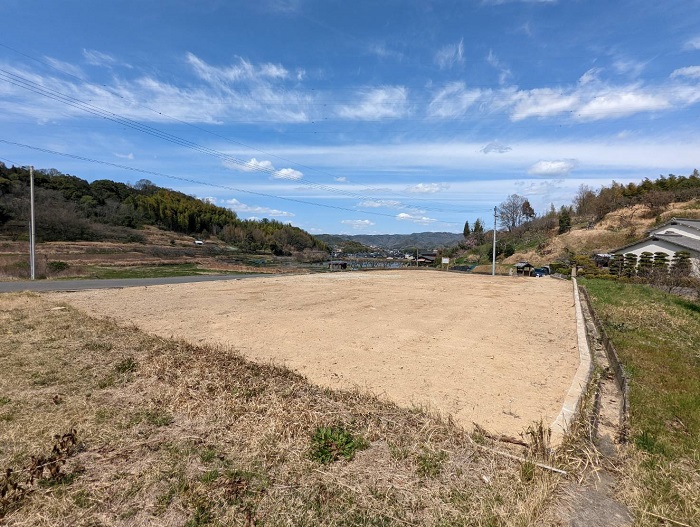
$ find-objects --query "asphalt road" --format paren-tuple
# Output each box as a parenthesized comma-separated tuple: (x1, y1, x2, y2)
(0, 274, 274, 293)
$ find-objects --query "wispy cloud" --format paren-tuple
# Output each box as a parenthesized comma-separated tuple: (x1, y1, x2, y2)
(405, 183, 449, 194)
(334, 176, 347, 182)
(396, 212, 437, 225)
(575, 88, 670, 120)
(367, 43, 403, 61)
(113, 152, 134, 160)
(428, 82, 483, 118)
(226, 198, 294, 218)
(671, 66, 700, 79)
(683, 36, 700, 50)
(82, 49, 120, 68)
(509, 88, 578, 120)
(341, 219, 374, 229)
(186, 53, 288, 85)
(43, 57, 85, 79)
(486, 50, 512, 85)
(434, 39, 464, 70)
(528, 159, 577, 176)
(358, 199, 403, 209)
(336, 86, 409, 120)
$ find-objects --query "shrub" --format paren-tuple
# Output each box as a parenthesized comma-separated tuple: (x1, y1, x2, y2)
(47, 261, 69, 273)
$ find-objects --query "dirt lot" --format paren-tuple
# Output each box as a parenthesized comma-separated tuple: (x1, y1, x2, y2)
(54, 270, 578, 436)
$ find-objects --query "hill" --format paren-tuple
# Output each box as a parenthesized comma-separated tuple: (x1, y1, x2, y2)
(0, 164, 327, 257)
(316, 232, 463, 251)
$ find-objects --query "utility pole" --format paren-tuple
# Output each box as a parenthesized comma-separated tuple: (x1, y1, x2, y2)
(492, 206, 497, 276)
(29, 165, 36, 280)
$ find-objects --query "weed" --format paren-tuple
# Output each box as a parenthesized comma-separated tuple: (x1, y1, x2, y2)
(0, 397, 10, 406)
(199, 448, 218, 464)
(520, 461, 536, 483)
(115, 357, 137, 374)
(199, 470, 220, 484)
(416, 448, 448, 478)
(310, 426, 368, 464)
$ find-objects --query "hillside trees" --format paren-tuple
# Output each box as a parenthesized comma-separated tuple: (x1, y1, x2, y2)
(0, 164, 327, 254)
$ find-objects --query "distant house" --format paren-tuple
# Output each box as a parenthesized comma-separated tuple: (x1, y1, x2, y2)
(514, 261, 534, 276)
(610, 217, 700, 277)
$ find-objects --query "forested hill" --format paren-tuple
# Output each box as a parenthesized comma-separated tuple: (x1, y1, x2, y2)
(316, 232, 464, 251)
(0, 164, 327, 256)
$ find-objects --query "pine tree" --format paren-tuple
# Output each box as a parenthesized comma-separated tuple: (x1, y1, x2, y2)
(463, 220, 470, 238)
(472, 218, 485, 245)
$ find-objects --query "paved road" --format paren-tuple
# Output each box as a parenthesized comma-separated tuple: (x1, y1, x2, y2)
(0, 274, 274, 293)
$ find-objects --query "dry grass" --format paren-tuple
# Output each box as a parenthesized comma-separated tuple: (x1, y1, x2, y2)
(0, 293, 569, 526)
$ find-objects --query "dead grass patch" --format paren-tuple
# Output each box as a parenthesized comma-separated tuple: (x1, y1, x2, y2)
(0, 293, 573, 526)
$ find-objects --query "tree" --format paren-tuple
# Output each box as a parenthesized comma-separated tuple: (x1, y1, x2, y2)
(521, 199, 535, 220)
(558, 208, 571, 234)
(463, 220, 470, 238)
(497, 194, 527, 232)
(472, 218, 485, 245)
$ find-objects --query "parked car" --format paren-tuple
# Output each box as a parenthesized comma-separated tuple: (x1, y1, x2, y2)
(533, 267, 550, 277)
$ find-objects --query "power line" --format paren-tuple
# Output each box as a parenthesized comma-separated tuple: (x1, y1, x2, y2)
(0, 139, 472, 222)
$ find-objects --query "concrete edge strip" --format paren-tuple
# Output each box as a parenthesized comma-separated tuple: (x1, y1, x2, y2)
(550, 277, 593, 444)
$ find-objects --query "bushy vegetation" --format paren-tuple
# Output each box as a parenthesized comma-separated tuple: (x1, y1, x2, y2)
(0, 164, 327, 256)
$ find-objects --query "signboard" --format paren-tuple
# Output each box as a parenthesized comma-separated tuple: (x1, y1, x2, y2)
(442, 257, 449, 264)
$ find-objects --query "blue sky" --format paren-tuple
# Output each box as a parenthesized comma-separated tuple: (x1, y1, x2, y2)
(1, 0, 700, 235)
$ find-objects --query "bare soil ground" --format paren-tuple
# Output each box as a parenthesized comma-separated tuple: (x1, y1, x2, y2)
(55, 270, 578, 437)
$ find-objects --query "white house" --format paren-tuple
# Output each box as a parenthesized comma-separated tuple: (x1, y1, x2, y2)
(611, 218, 700, 277)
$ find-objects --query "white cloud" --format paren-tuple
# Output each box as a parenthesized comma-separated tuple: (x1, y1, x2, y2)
(613, 58, 646, 78)
(82, 49, 118, 67)
(186, 53, 288, 85)
(510, 88, 579, 121)
(428, 82, 483, 118)
(576, 88, 670, 120)
(683, 36, 700, 50)
(201, 196, 217, 204)
(336, 86, 409, 120)
(481, 141, 512, 154)
(368, 43, 403, 61)
(486, 50, 512, 85)
(434, 39, 464, 70)
(671, 66, 700, 79)
(113, 152, 134, 160)
(405, 183, 449, 194)
(226, 157, 275, 173)
(396, 212, 437, 225)
(341, 219, 375, 229)
(273, 167, 304, 180)
(334, 176, 347, 182)
(358, 199, 403, 209)
(528, 159, 578, 176)
(579, 68, 602, 86)
(43, 57, 85, 79)
(226, 198, 294, 218)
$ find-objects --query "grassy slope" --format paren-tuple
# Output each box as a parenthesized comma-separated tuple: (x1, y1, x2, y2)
(0, 293, 563, 526)
(582, 279, 700, 526)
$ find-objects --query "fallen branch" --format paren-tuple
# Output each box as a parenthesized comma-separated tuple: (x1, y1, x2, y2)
(466, 435, 567, 476)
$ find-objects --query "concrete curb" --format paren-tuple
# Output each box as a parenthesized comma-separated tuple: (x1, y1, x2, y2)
(550, 277, 594, 444)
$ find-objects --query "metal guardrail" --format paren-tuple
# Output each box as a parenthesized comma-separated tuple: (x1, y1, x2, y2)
(578, 285, 630, 440)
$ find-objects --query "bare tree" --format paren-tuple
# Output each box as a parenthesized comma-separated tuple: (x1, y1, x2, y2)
(497, 194, 527, 232)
